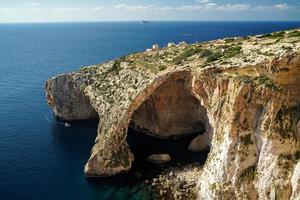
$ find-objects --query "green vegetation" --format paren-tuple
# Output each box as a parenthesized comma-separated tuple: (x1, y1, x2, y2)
(287, 30, 300, 38)
(235, 75, 253, 84)
(108, 56, 126, 74)
(224, 38, 235, 43)
(258, 31, 286, 39)
(282, 46, 293, 51)
(273, 104, 300, 141)
(206, 51, 222, 62)
(238, 166, 257, 186)
(234, 75, 280, 91)
(173, 47, 198, 64)
(253, 76, 280, 90)
(204, 45, 242, 64)
(158, 65, 167, 71)
(223, 46, 242, 58)
(135, 59, 158, 73)
(172, 45, 227, 65)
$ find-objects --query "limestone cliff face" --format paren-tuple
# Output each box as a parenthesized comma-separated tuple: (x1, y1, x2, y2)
(46, 29, 300, 199)
(45, 73, 97, 120)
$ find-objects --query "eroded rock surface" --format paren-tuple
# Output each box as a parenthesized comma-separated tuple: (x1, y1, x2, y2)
(46, 29, 300, 199)
(147, 154, 171, 164)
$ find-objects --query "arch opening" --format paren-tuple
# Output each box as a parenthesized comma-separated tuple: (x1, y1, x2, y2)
(126, 74, 211, 176)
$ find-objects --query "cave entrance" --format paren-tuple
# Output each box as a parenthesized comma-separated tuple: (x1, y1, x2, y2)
(127, 74, 211, 177)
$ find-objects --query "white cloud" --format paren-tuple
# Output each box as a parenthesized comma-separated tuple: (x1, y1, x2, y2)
(26, 7, 43, 11)
(53, 7, 80, 12)
(93, 6, 104, 11)
(252, 3, 291, 11)
(29, 2, 40, 6)
(0, 6, 43, 12)
(0, 7, 18, 12)
(0, 1, 293, 16)
(217, 4, 251, 11)
(159, 6, 174, 11)
(274, 3, 289, 10)
(177, 2, 250, 12)
(114, 4, 127, 9)
(113, 4, 154, 11)
(196, 0, 211, 3)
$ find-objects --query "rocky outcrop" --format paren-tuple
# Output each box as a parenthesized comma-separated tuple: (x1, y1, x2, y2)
(188, 133, 210, 152)
(45, 73, 97, 121)
(46, 29, 300, 199)
(147, 154, 171, 164)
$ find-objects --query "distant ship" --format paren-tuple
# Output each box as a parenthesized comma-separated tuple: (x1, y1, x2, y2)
(141, 20, 150, 24)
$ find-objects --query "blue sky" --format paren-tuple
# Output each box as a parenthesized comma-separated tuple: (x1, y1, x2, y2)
(0, 0, 299, 22)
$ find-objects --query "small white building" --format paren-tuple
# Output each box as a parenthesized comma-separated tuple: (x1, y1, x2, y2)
(167, 42, 175, 48)
(178, 41, 187, 46)
(152, 44, 160, 51)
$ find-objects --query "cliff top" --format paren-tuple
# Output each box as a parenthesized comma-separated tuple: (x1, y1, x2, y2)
(80, 28, 300, 74)
(74, 28, 300, 119)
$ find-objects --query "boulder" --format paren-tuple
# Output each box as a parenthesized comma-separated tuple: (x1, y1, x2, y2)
(188, 134, 209, 152)
(147, 154, 171, 164)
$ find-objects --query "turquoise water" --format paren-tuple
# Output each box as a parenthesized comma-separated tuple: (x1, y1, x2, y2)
(0, 21, 300, 200)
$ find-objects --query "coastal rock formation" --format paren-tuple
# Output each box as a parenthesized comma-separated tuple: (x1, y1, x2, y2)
(147, 154, 171, 164)
(45, 73, 97, 121)
(46, 29, 300, 199)
(188, 133, 210, 152)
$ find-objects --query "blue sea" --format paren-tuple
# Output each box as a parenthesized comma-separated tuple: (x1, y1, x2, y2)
(0, 21, 300, 200)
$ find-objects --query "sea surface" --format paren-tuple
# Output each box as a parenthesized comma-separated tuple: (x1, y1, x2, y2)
(0, 21, 300, 200)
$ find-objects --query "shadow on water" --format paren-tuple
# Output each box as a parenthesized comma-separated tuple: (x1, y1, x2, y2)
(50, 115, 209, 200)
(85, 127, 209, 200)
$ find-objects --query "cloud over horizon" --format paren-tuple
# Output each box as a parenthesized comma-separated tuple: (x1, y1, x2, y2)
(0, 0, 299, 22)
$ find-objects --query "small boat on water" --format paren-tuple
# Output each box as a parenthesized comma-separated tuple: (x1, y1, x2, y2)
(141, 20, 150, 24)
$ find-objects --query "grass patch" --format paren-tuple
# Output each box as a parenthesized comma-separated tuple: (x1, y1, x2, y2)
(236, 75, 253, 84)
(233, 75, 280, 91)
(287, 30, 300, 38)
(108, 56, 126, 74)
(206, 51, 222, 62)
(258, 31, 285, 39)
(136, 59, 158, 73)
(173, 47, 201, 64)
(272, 104, 300, 141)
(173, 46, 215, 64)
(282, 46, 293, 51)
(224, 38, 235, 43)
(158, 65, 167, 71)
(223, 46, 242, 58)
(253, 76, 280, 91)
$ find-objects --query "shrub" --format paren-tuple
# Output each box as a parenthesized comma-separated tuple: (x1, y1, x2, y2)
(258, 31, 285, 39)
(288, 30, 300, 38)
(223, 46, 242, 58)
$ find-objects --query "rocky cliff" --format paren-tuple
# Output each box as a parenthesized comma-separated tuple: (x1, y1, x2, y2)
(46, 29, 300, 199)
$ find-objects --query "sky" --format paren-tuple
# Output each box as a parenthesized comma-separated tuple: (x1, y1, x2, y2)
(0, 0, 299, 23)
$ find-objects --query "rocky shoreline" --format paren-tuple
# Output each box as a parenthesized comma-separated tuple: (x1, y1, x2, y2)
(147, 163, 202, 200)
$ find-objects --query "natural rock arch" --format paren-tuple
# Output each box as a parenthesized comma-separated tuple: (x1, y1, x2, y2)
(83, 70, 213, 176)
